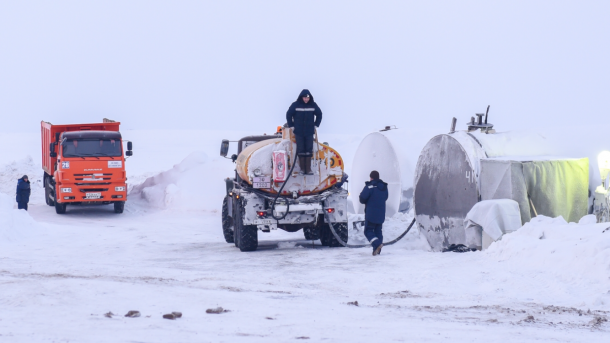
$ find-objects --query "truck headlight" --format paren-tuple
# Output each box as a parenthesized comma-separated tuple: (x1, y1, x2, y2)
(61, 188, 72, 193)
(115, 186, 125, 192)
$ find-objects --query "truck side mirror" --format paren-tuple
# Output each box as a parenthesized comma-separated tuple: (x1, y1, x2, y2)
(220, 139, 229, 157)
(127, 141, 133, 151)
(126, 151, 133, 157)
(49, 142, 57, 158)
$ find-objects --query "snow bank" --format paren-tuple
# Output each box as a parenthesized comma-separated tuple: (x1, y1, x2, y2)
(0, 193, 41, 244)
(129, 152, 229, 212)
(485, 215, 610, 306)
(0, 156, 44, 204)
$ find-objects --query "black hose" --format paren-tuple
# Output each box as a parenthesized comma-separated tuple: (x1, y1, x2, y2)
(270, 153, 299, 220)
(323, 209, 416, 248)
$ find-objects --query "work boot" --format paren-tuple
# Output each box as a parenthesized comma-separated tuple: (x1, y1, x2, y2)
(298, 156, 306, 174)
(304, 156, 313, 175)
(373, 243, 383, 256)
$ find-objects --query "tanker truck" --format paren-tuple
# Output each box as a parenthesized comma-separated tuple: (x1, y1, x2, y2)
(220, 127, 349, 252)
(41, 119, 133, 214)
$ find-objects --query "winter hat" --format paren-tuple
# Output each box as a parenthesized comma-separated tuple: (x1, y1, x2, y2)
(22, 175, 29, 180)
(370, 170, 379, 180)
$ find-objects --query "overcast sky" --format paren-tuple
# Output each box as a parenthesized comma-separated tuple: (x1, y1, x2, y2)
(1, 1, 609, 136)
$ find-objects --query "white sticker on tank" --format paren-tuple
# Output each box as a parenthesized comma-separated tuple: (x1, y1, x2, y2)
(108, 161, 122, 168)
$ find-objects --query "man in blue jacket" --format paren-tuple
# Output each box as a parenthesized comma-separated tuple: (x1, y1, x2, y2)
(16, 175, 31, 211)
(359, 170, 388, 256)
(285, 89, 322, 175)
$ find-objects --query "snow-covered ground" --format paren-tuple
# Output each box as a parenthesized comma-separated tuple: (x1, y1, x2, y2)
(1, 129, 609, 342)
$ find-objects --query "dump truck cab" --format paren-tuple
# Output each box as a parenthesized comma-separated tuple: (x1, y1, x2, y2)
(42, 120, 133, 214)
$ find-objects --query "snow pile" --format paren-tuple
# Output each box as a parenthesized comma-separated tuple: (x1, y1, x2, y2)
(129, 152, 229, 212)
(0, 192, 41, 244)
(486, 215, 610, 305)
(0, 156, 44, 204)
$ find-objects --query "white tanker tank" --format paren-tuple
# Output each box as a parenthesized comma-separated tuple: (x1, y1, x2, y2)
(350, 126, 416, 217)
(413, 112, 590, 251)
(350, 125, 445, 218)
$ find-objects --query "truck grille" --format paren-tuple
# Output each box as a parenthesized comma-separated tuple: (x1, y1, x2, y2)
(79, 188, 109, 192)
(74, 173, 113, 181)
(74, 174, 113, 176)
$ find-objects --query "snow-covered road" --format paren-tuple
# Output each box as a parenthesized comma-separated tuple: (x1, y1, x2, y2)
(1, 201, 608, 342)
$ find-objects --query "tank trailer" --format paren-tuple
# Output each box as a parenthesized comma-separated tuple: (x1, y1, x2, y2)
(220, 127, 349, 252)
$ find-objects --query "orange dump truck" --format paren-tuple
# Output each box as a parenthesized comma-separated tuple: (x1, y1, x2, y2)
(41, 119, 133, 214)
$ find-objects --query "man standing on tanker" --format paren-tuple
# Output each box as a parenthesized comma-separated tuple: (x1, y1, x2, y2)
(286, 89, 322, 175)
(359, 170, 389, 256)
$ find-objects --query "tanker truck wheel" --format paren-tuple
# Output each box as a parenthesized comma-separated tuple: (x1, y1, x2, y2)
(321, 222, 348, 247)
(113, 201, 125, 214)
(221, 196, 234, 243)
(237, 224, 258, 252)
(234, 198, 258, 252)
(303, 227, 321, 241)
(318, 220, 331, 246)
(55, 201, 67, 214)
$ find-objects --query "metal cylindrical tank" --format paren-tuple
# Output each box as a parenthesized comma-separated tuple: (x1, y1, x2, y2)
(413, 131, 550, 251)
(351, 129, 415, 217)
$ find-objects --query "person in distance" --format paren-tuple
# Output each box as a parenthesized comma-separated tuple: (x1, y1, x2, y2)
(16, 175, 31, 211)
(359, 170, 389, 256)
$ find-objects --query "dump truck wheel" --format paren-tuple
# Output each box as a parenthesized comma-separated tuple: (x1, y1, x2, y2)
(114, 201, 125, 213)
(55, 201, 67, 214)
(44, 184, 50, 205)
(45, 181, 55, 206)
(303, 227, 321, 241)
(221, 196, 234, 243)
(322, 222, 348, 247)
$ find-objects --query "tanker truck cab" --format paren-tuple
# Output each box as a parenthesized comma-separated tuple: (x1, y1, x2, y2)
(41, 120, 132, 214)
(220, 127, 349, 252)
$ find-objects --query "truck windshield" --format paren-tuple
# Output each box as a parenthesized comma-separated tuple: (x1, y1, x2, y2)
(62, 139, 122, 157)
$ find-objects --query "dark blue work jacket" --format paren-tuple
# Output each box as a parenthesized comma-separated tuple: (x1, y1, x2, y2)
(286, 89, 323, 136)
(16, 178, 31, 203)
(359, 179, 389, 224)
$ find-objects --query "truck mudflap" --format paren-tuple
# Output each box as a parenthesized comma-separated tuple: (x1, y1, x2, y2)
(238, 189, 348, 227)
(322, 190, 348, 223)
